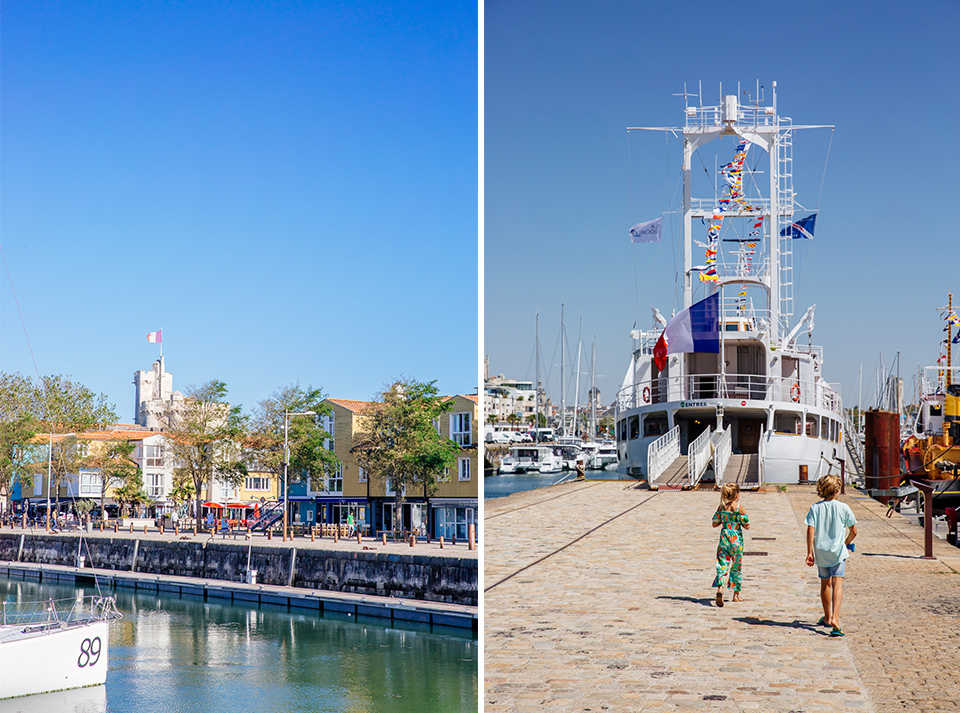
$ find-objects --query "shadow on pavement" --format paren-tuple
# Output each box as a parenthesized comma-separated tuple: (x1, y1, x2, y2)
(656, 595, 716, 608)
(733, 616, 828, 634)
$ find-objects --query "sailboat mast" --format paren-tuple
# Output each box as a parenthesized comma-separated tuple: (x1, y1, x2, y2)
(573, 314, 582, 438)
(590, 337, 597, 440)
(535, 312, 541, 443)
(560, 302, 565, 436)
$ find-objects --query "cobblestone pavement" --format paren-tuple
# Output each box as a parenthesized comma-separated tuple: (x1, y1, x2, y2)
(484, 481, 960, 712)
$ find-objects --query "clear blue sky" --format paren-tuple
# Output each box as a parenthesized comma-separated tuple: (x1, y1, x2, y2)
(1, 0, 478, 422)
(485, 0, 960, 413)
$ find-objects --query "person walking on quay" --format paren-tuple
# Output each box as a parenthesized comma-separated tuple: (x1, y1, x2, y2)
(712, 482, 750, 607)
(805, 474, 857, 636)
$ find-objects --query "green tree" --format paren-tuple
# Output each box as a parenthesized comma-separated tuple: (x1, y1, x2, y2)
(353, 378, 460, 523)
(80, 440, 139, 520)
(247, 384, 339, 495)
(161, 381, 247, 525)
(169, 472, 196, 515)
(0, 372, 116, 520)
(0, 373, 39, 513)
(113, 468, 149, 517)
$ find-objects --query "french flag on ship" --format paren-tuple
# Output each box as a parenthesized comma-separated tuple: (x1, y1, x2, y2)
(653, 293, 720, 371)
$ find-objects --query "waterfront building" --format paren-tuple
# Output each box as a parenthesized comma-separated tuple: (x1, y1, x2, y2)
(306, 395, 479, 539)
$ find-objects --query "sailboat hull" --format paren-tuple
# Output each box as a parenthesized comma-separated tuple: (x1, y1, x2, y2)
(0, 620, 110, 699)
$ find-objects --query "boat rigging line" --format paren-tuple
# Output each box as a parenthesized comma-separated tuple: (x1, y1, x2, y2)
(484, 491, 661, 593)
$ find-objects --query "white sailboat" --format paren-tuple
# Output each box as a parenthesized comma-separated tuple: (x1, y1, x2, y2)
(617, 82, 844, 489)
(0, 594, 122, 699)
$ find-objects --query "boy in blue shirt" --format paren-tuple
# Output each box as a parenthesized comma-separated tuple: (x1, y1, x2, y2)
(805, 474, 857, 636)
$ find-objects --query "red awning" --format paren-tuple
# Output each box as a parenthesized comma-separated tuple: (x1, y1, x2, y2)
(201, 502, 224, 509)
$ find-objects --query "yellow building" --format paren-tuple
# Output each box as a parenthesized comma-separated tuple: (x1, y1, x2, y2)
(321, 394, 478, 539)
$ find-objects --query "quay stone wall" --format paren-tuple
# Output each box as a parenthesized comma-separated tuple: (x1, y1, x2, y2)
(0, 534, 477, 606)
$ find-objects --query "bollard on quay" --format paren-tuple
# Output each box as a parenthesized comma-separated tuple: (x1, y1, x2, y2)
(439, 536, 444, 549)
(468, 523, 475, 551)
(381, 532, 387, 546)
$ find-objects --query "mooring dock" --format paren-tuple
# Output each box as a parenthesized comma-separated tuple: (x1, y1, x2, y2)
(484, 481, 960, 712)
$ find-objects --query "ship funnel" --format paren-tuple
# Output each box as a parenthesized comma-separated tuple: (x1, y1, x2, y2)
(723, 95, 738, 124)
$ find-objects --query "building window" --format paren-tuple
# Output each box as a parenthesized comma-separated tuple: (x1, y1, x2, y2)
(439, 467, 451, 483)
(458, 457, 471, 481)
(434, 506, 476, 540)
(142, 444, 163, 468)
(145, 472, 163, 498)
(79, 469, 102, 496)
(323, 413, 335, 451)
(358, 466, 367, 483)
(451, 413, 472, 446)
(245, 476, 271, 491)
(326, 464, 343, 494)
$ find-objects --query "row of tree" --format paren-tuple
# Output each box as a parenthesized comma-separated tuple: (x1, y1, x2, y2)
(0, 373, 462, 521)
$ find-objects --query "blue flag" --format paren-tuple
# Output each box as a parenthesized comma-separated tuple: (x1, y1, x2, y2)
(780, 213, 817, 240)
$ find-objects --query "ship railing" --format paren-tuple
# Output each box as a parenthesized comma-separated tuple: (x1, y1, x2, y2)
(714, 426, 732, 486)
(687, 426, 714, 487)
(920, 366, 960, 398)
(689, 197, 772, 216)
(757, 429, 766, 484)
(616, 373, 843, 415)
(647, 426, 680, 485)
(684, 104, 778, 132)
(2, 595, 122, 630)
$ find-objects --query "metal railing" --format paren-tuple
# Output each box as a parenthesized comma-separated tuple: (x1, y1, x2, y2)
(246, 501, 284, 532)
(687, 427, 713, 487)
(714, 427, 732, 486)
(647, 426, 680, 485)
(2, 595, 121, 630)
(842, 410, 864, 479)
(617, 373, 842, 415)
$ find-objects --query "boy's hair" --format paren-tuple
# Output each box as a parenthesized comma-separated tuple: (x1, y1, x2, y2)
(719, 482, 740, 511)
(817, 474, 842, 499)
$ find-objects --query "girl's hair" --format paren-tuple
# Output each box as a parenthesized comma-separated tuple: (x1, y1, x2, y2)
(817, 474, 842, 499)
(719, 482, 740, 511)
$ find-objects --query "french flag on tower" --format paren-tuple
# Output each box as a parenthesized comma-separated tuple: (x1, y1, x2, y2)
(653, 293, 720, 371)
(147, 330, 162, 344)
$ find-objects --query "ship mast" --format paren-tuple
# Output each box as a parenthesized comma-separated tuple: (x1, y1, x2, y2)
(948, 292, 953, 390)
(628, 82, 832, 347)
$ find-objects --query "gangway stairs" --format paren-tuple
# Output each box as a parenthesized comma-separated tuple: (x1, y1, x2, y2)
(653, 456, 689, 490)
(721, 454, 761, 489)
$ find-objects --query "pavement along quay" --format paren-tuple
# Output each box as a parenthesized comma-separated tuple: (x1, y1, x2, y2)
(484, 481, 960, 712)
(0, 522, 478, 611)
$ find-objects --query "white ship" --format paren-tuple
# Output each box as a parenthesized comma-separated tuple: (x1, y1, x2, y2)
(616, 83, 845, 489)
(0, 594, 122, 699)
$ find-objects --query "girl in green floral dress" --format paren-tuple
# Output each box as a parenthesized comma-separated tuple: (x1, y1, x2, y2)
(712, 482, 750, 607)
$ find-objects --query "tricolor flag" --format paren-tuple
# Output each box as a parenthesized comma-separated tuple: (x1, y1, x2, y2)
(653, 293, 720, 371)
(147, 330, 162, 344)
(629, 217, 662, 243)
(780, 213, 817, 240)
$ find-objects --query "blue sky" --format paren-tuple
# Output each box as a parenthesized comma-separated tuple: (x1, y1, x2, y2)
(1, 1, 478, 421)
(485, 0, 960, 412)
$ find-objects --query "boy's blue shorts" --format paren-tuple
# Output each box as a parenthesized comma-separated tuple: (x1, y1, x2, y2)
(817, 560, 846, 580)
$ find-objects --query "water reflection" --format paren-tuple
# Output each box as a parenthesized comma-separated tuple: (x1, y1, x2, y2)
(1, 578, 477, 713)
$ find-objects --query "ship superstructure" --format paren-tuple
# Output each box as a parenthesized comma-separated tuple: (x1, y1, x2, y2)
(616, 82, 843, 487)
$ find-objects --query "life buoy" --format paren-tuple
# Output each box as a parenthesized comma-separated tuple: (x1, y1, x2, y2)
(642, 386, 651, 403)
(791, 384, 801, 402)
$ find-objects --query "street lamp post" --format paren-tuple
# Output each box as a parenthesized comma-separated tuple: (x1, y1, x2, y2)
(283, 410, 316, 541)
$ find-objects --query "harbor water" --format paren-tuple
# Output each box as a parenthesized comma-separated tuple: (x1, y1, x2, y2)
(484, 468, 629, 500)
(0, 576, 477, 712)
